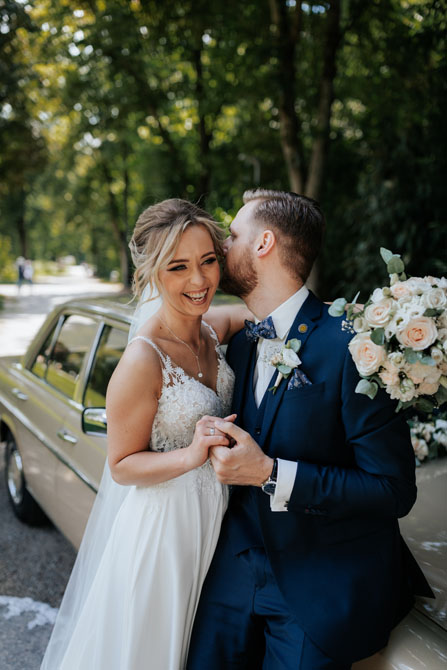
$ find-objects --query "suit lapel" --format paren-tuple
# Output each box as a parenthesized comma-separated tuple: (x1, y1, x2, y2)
(260, 291, 323, 443)
(230, 335, 257, 420)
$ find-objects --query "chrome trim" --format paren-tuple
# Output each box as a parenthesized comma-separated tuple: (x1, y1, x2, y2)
(0, 395, 98, 494)
(57, 430, 78, 445)
(12, 388, 28, 401)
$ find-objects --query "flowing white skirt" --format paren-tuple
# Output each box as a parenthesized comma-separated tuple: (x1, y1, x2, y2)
(58, 463, 228, 670)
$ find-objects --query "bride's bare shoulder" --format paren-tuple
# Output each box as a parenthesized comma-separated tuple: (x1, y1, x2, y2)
(205, 304, 253, 344)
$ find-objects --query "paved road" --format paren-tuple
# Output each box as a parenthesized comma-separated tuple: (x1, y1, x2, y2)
(0, 272, 123, 669)
(0, 270, 123, 356)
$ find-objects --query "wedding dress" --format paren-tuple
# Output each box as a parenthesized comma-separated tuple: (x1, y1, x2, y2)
(52, 323, 234, 670)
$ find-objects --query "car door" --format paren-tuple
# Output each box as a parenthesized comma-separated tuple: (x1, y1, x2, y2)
(12, 315, 67, 515)
(31, 311, 101, 541)
(55, 321, 128, 548)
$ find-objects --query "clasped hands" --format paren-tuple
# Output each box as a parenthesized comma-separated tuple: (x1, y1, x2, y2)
(193, 414, 273, 487)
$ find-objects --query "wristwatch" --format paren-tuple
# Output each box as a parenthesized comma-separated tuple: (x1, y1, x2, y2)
(261, 459, 278, 496)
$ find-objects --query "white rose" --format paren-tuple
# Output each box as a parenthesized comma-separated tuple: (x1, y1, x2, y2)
(422, 288, 447, 310)
(435, 277, 447, 289)
(349, 333, 386, 376)
(430, 347, 444, 365)
(379, 362, 400, 387)
(406, 361, 442, 385)
(406, 278, 432, 295)
(435, 419, 447, 430)
(364, 299, 395, 328)
(282, 348, 300, 368)
(390, 281, 413, 302)
(433, 430, 447, 447)
(438, 328, 447, 343)
(412, 437, 428, 461)
(388, 351, 405, 367)
(371, 288, 386, 303)
(396, 317, 438, 351)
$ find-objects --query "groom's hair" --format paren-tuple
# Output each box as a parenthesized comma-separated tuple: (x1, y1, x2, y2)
(243, 189, 325, 282)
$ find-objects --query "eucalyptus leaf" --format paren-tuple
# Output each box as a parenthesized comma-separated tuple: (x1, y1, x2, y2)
(355, 379, 378, 399)
(328, 298, 347, 317)
(278, 365, 292, 375)
(287, 338, 301, 353)
(423, 308, 443, 318)
(370, 328, 385, 345)
(387, 257, 405, 274)
(420, 356, 436, 366)
(414, 397, 436, 414)
(352, 290, 361, 305)
(435, 385, 447, 407)
(404, 348, 420, 364)
(380, 248, 393, 264)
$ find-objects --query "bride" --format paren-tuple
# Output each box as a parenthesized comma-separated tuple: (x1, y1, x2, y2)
(41, 198, 250, 670)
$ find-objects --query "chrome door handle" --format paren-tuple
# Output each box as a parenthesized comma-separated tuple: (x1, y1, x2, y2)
(12, 388, 28, 401)
(57, 430, 78, 445)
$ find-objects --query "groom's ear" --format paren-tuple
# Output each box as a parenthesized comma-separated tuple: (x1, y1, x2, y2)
(255, 229, 276, 258)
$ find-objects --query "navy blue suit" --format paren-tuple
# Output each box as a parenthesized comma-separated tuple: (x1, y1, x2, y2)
(188, 292, 432, 667)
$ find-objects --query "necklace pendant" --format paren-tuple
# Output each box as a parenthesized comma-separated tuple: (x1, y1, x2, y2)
(198, 372, 203, 378)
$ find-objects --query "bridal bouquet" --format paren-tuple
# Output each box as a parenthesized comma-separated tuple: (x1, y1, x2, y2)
(329, 249, 447, 413)
(408, 414, 447, 463)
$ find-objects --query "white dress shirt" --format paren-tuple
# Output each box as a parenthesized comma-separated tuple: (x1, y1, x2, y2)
(253, 285, 309, 511)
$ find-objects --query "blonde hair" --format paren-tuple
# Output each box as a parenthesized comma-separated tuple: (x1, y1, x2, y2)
(129, 198, 224, 299)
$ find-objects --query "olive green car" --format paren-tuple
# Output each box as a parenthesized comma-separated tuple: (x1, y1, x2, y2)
(0, 296, 446, 668)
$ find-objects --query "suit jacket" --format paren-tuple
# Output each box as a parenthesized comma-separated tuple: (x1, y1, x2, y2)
(225, 291, 432, 663)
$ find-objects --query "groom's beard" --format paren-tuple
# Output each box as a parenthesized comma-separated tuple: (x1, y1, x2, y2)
(220, 252, 258, 298)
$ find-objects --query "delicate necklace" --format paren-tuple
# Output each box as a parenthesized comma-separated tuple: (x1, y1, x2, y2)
(158, 316, 204, 378)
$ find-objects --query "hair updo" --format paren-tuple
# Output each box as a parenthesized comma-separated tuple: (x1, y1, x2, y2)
(129, 198, 224, 299)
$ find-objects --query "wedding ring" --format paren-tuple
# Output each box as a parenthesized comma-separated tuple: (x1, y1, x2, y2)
(209, 427, 215, 436)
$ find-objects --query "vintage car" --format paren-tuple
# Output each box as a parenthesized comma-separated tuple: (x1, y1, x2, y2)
(0, 296, 446, 668)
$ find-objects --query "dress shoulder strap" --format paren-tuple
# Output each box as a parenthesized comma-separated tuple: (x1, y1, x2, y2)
(127, 336, 168, 364)
(202, 321, 220, 347)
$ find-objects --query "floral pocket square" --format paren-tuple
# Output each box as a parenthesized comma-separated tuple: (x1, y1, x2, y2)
(287, 368, 313, 390)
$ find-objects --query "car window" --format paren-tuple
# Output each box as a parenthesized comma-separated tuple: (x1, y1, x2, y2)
(46, 315, 99, 399)
(83, 325, 128, 408)
(30, 326, 58, 379)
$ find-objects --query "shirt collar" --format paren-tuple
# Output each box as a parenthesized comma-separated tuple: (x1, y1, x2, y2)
(256, 285, 309, 340)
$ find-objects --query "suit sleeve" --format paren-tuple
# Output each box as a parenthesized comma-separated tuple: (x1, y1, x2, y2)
(287, 346, 417, 519)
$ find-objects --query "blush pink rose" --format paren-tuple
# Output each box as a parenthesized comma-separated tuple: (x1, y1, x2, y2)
(396, 317, 438, 351)
(390, 282, 413, 301)
(349, 333, 386, 376)
(364, 299, 395, 328)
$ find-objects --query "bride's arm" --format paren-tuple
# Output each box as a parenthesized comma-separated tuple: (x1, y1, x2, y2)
(106, 341, 229, 486)
(205, 303, 253, 344)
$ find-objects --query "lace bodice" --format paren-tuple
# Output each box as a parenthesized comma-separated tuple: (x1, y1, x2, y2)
(128, 323, 234, 454)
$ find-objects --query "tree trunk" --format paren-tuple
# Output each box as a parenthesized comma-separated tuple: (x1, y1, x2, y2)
(305, 0, 341, 201)
(192, 45, 212, 204)
(15, 189, 28, 258)
(269, 0, 305, 194)
(102, 163, 129, 287)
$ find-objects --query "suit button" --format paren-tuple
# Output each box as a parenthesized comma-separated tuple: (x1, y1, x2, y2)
(254, 428, 261, 435)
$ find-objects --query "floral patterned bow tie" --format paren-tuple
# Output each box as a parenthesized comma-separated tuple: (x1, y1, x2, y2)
(244, 316, 278, 342)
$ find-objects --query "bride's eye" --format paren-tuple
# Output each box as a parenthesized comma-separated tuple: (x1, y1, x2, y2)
(169, 264, 187, 272)
(203, 257, 217, 265)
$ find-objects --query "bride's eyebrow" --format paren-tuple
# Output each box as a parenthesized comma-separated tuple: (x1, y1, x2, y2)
(168, 251, 216, 265)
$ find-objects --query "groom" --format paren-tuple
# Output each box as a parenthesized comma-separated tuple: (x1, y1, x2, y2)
(187, 189, 432, 669)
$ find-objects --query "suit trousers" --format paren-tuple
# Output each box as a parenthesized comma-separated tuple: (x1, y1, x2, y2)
(187, 539, 352, 670)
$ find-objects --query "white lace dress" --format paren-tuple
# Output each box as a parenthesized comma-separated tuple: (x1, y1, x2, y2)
(58, 325, 234, 670)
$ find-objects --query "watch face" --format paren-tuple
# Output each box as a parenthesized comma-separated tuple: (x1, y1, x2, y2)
(262, 483, 276, 496)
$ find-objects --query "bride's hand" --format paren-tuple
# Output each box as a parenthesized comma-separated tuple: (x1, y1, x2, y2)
(185, 414, 237, 471)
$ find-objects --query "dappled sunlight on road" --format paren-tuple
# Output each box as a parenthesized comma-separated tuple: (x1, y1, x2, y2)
(0, 272, 123, 357)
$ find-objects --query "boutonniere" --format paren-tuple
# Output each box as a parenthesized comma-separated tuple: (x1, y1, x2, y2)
(268, 338, 302, 394)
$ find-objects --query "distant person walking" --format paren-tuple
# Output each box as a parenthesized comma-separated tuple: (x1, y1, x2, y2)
(15, 257, 25, 293)
(24, 259, 34, 287)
